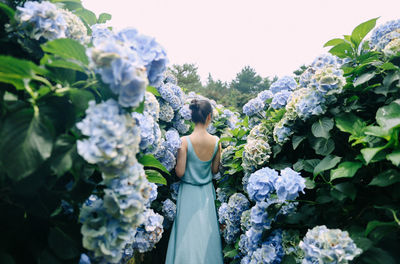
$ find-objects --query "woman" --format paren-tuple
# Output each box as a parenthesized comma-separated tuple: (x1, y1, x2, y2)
(165, 99, 224, 264)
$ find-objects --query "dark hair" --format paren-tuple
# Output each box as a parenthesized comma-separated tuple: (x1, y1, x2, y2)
(189, 99, 213, 124)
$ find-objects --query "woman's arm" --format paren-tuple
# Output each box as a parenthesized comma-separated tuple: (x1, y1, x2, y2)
(212, 140, 221, 175)
(175, 137, 188, 178)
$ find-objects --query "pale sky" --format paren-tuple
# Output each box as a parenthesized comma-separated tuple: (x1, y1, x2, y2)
(83, 0, 400, 83)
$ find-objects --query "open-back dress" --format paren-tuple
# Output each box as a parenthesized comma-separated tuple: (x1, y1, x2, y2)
(165, 136, 224, 264)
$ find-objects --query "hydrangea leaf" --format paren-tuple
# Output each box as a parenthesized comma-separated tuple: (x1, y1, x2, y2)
(350, 17, 379, 49)
(368, 169, 400, 187)
(292, 135, 306, 150)
(49, 135, 78, 177)
(376, 99, 400, 130)
(353, 72, 376, 87)
(48, 227, 80, 260)
(0, 56, 48, 90)
(335, 113, 366, 136)
(139, 154, 170, 175)
(146, 170, 167, 185)
(41, 38, 89, 66)
(311, 137, 335, 156)
(361, 146, 386, 164)
(333, 182, 357, 200)
(311, 118, 334, 139)
(330, 161, 362, 181)
(0, 3, 15, 20)
(365, 220, 397, 236)
(323, 38, 345, 47)
(146, 86, 161, 97)
(0, 108, 54, 181)
(329, 42, 354, 58)
(314, 155, 342, 177)
(386, 150, 400, 166)
(97, 13, 112, 24)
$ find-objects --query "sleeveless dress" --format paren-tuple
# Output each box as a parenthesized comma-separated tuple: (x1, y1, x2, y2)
(165, 136, 224, 264)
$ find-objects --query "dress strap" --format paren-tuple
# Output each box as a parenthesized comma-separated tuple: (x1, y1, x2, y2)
(211, 136, 219, 159)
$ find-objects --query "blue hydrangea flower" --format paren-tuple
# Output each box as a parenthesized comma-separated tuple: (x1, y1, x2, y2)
(88, 39, 148, 108)
(242, 138, 271, 173)
(309, 66, 345, 95)
(216, 188, 230, 203)
(131, 209, 164, 253)
(243, 98, 265, 117)
(157, 83, 184, 110)
(247, 167, 279, 202)
(173, 113, 190, 134)
(76, 100, 141, 173)
(239, 227, 263, 255)
(240, 209, 252, 232)
(162, 199, 177, 221)
(250, 201, 271, 230)
(274, 168, 306, 201)
(144, 91, 160, 121)
(79, 253, 91, 264)
(207, 124, 217, 134)
(60, 8, 89, 44)
(159, 150, 176, 171)
(273, 119, 293, 144)
(257, 90, 274, 102)
(14, 1, 67, 40)
(159, 100, 175, 122)
(299, 225, 362, 264)
(117, 28, 168, 86)
(271, 90, 292, 109)
(310, 54, 341, 69)
(132, 112, 157, 151)
(370, 19, 400, 49)
(146, 182, 158, 206)
(250, 230, 284, 264)
(270, 76, 298, 94)
(170, 181, 180, 201)
(295, 89, 327, 120)
(163, 70, 178, 84)
(164, 128, 181, 156)
(91, 24, 114, 45)
(179, 104, 192, 120)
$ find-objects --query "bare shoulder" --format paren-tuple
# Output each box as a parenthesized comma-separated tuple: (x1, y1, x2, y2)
(180, 136, 188, 146)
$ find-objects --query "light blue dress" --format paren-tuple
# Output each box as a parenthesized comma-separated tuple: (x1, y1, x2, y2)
(165, 136, 224, 264)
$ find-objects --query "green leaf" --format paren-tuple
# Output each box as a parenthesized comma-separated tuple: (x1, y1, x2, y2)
(311, 117, 334, 139)
(146, 170, 167, 185)
(311, 137, 335, 156)
(380, 62, 399, 71)
(323, 38, 345, 47)
(376, 99, 400, 130)
(333, 182, 357, 200)
(292, 135, 306, 150)
(0, 56, 47, 90)
(68, 88, 95, 116)
(48, 227, 80, 259)
(364, 125, 391, 140)
(304, 177, 316, 189)
(146, 86, 161, 97)
(0, 3, 15, 20)
(224, 248, 238, 258)
(330, 161, 362, 181)
(49, 135, 77, 177)
(74, 8, 97, 26)
(41, 38, 89, 65)
(361, 146, 386, 164)
(314, 155, 342, 176)
(361, 247, 397, 264)
(98, 13, 112, 23)
(386, 150, 400, 166)
(350, 17, 379, 48)
(353, 72, 376, 87)
(303, 159, 321, 173)
(0, 108, 54, 181)
(365, 220, 397, 236)
(329, 42, 354, 58)
(139, 154, 170, 175)
(368, 169, 400, 187)
(335, 113, 366, 135)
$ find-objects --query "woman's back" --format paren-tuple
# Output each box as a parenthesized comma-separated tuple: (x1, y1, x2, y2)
(181, 134, 219, 185)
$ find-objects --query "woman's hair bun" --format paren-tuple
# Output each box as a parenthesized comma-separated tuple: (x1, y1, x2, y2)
(189, 99, 199, 111)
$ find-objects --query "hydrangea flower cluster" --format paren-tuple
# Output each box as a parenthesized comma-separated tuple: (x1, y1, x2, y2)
(158, 83, 185, 110)
(11, 1, 88, 43)
(273, 119, 293, 144)
(154, 128, 182, 171)
(162, 199, 177, 222)
(243, 98, 265, 117)
(170, 181, 180, 201)
(76, 100, 140, 174)
(76, 99, 159, 263)
(159, 100, 175, 122)
(88, 27, 168, 107)
(247, 167, 305, 202)
(216, 187, 230, 203)
(144, 91, 160, 121)
(130, 209, 164, 253)
(310, 66, 346, 95)
(242, 138, 272, 173)
(370, 19, 400, 53)
(218, 193, 250, 244)
(299, 225, 362, 264)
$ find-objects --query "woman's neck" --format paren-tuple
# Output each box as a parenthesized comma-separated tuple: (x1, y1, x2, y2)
(193, 123, 209, 134)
